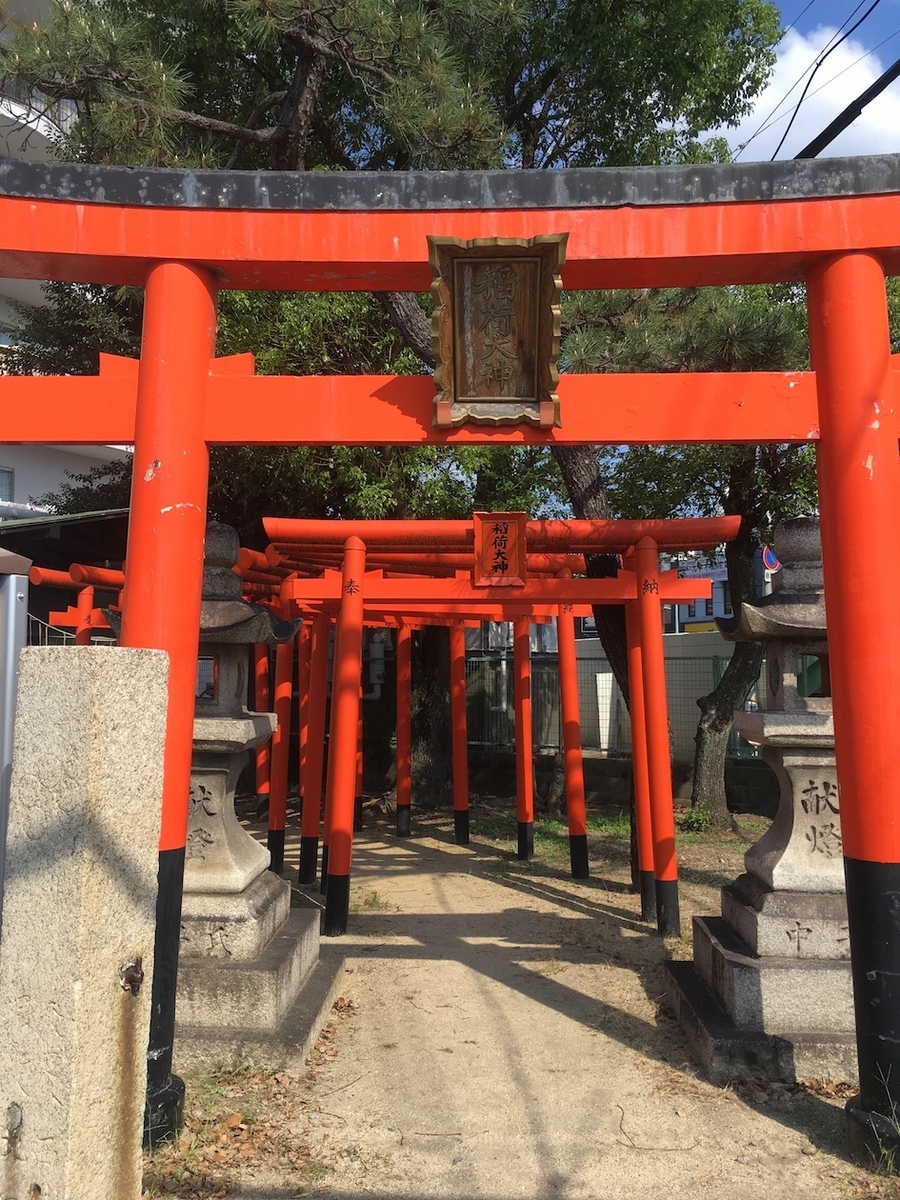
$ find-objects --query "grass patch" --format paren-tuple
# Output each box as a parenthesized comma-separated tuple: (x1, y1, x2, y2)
(469, 806, 632, 869)
(350, 887, 398, 913)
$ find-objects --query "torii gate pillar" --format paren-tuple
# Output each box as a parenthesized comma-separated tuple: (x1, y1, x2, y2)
(808, 251, 900, 1161)
(118, 260, 217, 1146)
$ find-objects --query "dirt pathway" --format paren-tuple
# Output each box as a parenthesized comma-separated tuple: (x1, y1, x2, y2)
(161, 809, 888, 1200)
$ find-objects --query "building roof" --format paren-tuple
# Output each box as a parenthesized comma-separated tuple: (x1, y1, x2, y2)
(0, 508, 128, 572)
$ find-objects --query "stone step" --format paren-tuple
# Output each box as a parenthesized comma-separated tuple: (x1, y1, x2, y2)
(175, 947, 346, 1071)
(693, 915, 853, 1034)
(665, 959, 858, 1085)
(721, 875, 849, 961)
(176, 908, 321, 1032)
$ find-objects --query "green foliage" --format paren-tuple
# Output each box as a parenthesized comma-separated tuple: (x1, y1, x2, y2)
(2, 0, 782, 171)
(2, 0, 784, 535)
(560, 284, 819, 552)
(487, 0, 782, 168)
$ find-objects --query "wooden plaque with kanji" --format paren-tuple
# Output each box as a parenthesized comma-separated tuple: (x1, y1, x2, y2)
(429, 234, 567, 428)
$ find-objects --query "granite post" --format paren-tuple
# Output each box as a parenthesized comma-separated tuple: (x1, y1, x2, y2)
(175, 525, 340, 1062)
(0, 647, 167, 1200)
(666, 517, 856, 1083)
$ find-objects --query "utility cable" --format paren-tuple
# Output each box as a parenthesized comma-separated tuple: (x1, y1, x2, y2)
(770, 0, 884, 158)
(736, 1, 864, 157)
(794, 48, 900, 156)
(738, 26, 900, 155)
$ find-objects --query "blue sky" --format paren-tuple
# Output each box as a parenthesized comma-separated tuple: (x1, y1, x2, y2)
(718, 1, 900, 159)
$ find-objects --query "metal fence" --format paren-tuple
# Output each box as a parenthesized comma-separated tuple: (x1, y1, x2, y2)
(25, 620, 767, 761)
(464, 651, 766, 759)
(27, 615, 74, 646)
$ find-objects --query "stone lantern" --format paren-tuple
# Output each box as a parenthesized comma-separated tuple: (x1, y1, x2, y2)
(173, 524, 336, 1059)
(667, 516, 856, 1083)
(181, 522, 297, 898)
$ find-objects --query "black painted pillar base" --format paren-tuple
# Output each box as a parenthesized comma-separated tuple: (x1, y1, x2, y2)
(144, 1073, 185, 1150)
(143, 847, 186, 1149)
(353, 795, 364, 832)
(267, 828, 285, 874)
(397, 805, 411, 837)
(518, 820, 534, 861)
(298, 834, 319, 885)
(569, 833, 589, 879)
(255, 791, 269, 820)
(655, 877, 680, 936)
(319, 844, 329, 895)
(454, 809, 470, 845)
(639, 870, 657, 923)
(843, 857, 900, 1154)
(847, 1098, 900, 1171)
(324, 872, 350, 936)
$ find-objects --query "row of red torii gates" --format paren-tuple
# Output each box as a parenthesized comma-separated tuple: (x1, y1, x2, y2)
(2, 155, 900, 1154)
(256, 515, 732, 934)
(29, 514, 733, 939)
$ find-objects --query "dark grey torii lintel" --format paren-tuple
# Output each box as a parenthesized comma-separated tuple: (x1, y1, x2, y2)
(1, 153, 900, 211)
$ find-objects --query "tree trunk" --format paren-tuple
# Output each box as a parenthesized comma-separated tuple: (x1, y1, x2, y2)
(551, 444, 629, 705)
(270, 49, 326, 170)
(410, 625, 453, 806)
(691, 639, 764, 829)
(690, 452, 765, 828)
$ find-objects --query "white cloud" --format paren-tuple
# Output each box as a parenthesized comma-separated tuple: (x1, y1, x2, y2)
(718, 26, 900, 161)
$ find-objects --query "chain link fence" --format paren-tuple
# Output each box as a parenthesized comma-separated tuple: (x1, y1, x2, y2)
(464, 649, 766, 759)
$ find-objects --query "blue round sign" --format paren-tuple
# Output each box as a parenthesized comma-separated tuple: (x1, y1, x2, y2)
(762, 545, 780, 572)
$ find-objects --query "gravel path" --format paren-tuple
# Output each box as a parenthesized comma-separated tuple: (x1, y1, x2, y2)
(224, 812, 877, 1200)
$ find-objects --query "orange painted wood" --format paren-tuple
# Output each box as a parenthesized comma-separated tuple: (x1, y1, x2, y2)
(0, 370, 824, 445)
(4, 193, 900, 290)
(514, 618, 535, 832)
(116, 261, 216, 852)
(266, 514, 740, 551)
(68, 563, 125, 588)
(395, 625, 412, 814)
(297, 621, 312, 806)
(625, 594, 655, 883)
(253, 644, 271, 802)
(302, 613, 330, 840)
(324, 539, 366, 877)
(268, 638, 294, 836)
(809, 252, 900, 863)
(634, 538, 678, 887)
(556, 594, 587, 841)
(449, 624, 470, 815)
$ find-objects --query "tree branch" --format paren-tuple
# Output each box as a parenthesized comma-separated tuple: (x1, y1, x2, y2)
(169, 106, 283, 144)
(374, 292, 435, 367)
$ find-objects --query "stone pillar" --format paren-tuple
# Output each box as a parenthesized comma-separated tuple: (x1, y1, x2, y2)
(666, 518, 856, 1084)
(0, 647, 167, 1200)
(176, 525, 339, 1062)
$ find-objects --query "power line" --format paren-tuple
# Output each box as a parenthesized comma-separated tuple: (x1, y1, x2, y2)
(737, 25, 900, 155)
(794, 48, 900, 156)
(736, 1, 873, 158)
(771, 0, 884, 158)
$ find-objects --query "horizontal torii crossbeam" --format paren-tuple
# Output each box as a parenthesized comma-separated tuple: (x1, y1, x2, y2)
(2, 155, 900, 1157)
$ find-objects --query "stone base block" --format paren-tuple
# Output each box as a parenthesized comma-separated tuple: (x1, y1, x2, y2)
(693, 915, 853, 1034)
(665, 960, 858, 1086)
(175, 948, 345, 1071)
(176, 909, 320, 1031)
(180, 871, 291, 961)
(722, 874, 850, 960)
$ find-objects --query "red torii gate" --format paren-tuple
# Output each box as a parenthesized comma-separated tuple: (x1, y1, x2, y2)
(2, 156, 899, 1155)
(263, 515, 731, 934)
